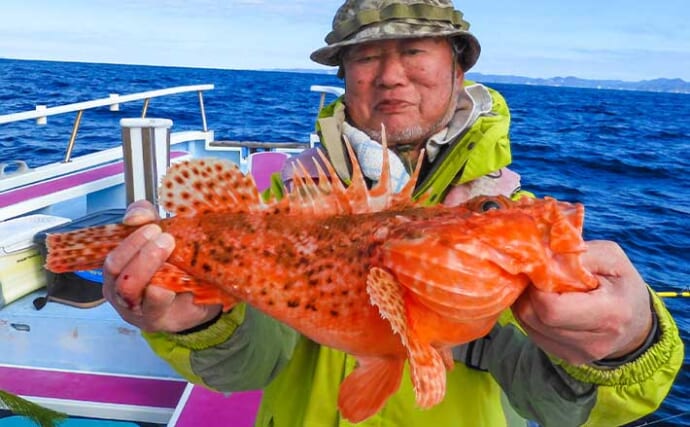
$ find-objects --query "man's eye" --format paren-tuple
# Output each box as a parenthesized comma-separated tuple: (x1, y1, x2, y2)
(354, 55, 377, 63)
(403, 48, 424, 56)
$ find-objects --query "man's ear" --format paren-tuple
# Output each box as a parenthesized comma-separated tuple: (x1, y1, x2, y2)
(455, 64, 465, 83)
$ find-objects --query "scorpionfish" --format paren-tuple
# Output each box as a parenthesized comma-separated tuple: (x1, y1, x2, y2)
(45, 141, 598, 423)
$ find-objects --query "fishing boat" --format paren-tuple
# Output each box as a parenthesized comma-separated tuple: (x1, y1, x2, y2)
(0, 83, 343, 426)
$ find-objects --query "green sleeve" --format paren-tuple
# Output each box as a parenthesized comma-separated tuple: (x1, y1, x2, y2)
(486, 321, 597, 427)
(557, 292, 684, 426)
(143, 303, 300, 391)
(486, 292, 683, 427)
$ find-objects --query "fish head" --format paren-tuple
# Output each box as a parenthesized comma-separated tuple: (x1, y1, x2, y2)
(461, 195, 597, 292)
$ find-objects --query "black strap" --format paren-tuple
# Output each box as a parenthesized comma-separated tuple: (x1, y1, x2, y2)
(452, 325, 499, 371)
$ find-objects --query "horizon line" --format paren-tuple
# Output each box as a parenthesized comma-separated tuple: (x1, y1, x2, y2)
(1, 56, 688, 85)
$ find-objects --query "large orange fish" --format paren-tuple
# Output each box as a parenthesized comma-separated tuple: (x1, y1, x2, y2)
(45, 142, 598, 422)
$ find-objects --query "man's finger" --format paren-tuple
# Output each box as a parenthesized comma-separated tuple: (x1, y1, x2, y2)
(580, 240, 629, 277)
(102, 224, 162, 277)
(514, 286, 613, 332)
(110, 231, 175, 309)
(123, 200, 160, 226)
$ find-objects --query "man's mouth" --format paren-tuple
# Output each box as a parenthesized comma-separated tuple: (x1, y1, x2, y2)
(376, 100, 413, 114)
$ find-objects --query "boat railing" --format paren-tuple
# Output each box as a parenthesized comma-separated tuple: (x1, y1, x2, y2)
(310, 84, 344, 113)
(0, 84, 215, 193)
(0, 83, 345, 221)
(207, 84, 345, 166)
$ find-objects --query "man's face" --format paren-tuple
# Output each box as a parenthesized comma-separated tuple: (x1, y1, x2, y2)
(342, 37, 463, 147)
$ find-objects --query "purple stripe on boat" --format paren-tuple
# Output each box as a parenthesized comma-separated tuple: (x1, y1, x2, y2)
(0, 151, 188, 208)
(174, 386, 262, 427)
(0, 366, 186, 408)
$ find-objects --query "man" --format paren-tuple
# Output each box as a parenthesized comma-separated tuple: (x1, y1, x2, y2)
(103, 0, 683, 425)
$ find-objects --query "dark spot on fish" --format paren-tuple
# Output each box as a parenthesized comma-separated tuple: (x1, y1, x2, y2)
(260, 288, 268, 296)
(287, 299, 300, 308)
(202, 263, 212, 273)
(268, 299, 275, 306)
(341, 290, 349, 296)
(305, 302, 318, 312)
(191, 242, 200, 267)
(330, 310, 339, 317)
(308, 278, 319, 287)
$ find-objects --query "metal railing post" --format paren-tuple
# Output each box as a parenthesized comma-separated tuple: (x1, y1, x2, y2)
(63, 110, 84, 163)
(198, 90, 208, 132)
(141, 98, 150, 118)
(120, 118, 173, 217)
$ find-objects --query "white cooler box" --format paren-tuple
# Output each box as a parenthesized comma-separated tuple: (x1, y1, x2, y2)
(0, 214, 71, 308)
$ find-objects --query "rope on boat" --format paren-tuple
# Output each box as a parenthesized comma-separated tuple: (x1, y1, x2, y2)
(656, 291, 690, 298)
(632, 410, 690, 425)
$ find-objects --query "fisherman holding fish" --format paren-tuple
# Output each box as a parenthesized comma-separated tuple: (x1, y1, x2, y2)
(100, 0, 683, 425)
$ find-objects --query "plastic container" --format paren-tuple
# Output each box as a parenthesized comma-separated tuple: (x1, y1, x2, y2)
(34, 209, 126, 309)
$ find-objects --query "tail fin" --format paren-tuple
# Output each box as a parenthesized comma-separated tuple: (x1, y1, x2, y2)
(45, 223, 134, 273)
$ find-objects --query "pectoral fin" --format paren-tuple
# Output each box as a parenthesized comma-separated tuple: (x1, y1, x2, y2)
(147, 262, 237, 310)
(366, 267, 446, 410)
(337, 356, 404, 423)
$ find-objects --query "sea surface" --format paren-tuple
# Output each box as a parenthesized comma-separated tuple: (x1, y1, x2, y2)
(1, 58, 689, 426)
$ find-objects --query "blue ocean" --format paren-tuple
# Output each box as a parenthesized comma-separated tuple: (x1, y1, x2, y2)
(1, 58, 689, 426)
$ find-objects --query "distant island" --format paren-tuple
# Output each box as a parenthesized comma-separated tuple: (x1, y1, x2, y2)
(466, 73, 690, 94)
(277, 68, 690, 94)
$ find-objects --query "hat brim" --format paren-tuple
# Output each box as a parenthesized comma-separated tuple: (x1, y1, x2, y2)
(310, 24, 480, 71)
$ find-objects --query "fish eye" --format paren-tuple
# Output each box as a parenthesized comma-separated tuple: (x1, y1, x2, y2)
(480, 199, 503, 212)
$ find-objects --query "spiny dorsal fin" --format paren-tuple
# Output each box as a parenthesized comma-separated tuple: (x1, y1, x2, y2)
(159, 158, 265, 216)
(158, 125, 428, 218)
(285, 124, 426, 216)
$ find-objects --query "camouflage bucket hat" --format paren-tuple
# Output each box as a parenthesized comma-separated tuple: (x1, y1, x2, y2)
(310, 0, 481, 71)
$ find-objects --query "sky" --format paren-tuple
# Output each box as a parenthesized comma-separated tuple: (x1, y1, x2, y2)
(1, 0, 689, 82)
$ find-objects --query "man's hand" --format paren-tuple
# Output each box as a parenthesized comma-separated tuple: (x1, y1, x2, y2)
(512, 240, 653, 365)
(102, 200, 222, 333)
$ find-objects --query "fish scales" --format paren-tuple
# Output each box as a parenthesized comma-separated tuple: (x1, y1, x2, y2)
(160, 205, 475, 355)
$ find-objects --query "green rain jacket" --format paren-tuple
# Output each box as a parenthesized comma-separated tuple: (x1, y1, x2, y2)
(144, 83, 683, 427)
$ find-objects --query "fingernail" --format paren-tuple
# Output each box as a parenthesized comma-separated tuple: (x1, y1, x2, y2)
(115, 292, 137, 310)
(154, 233, 175, 250)
(141, 224, 161, 240)
(125, 206, 152, 222)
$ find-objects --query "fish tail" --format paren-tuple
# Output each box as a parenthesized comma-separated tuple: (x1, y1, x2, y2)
(45, 224, 135, 273)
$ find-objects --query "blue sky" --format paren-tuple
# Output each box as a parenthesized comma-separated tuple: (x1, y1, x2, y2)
(1, 0, 689, 82)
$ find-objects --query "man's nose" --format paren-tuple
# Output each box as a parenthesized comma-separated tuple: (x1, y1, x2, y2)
(376, 53, 408, 88)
